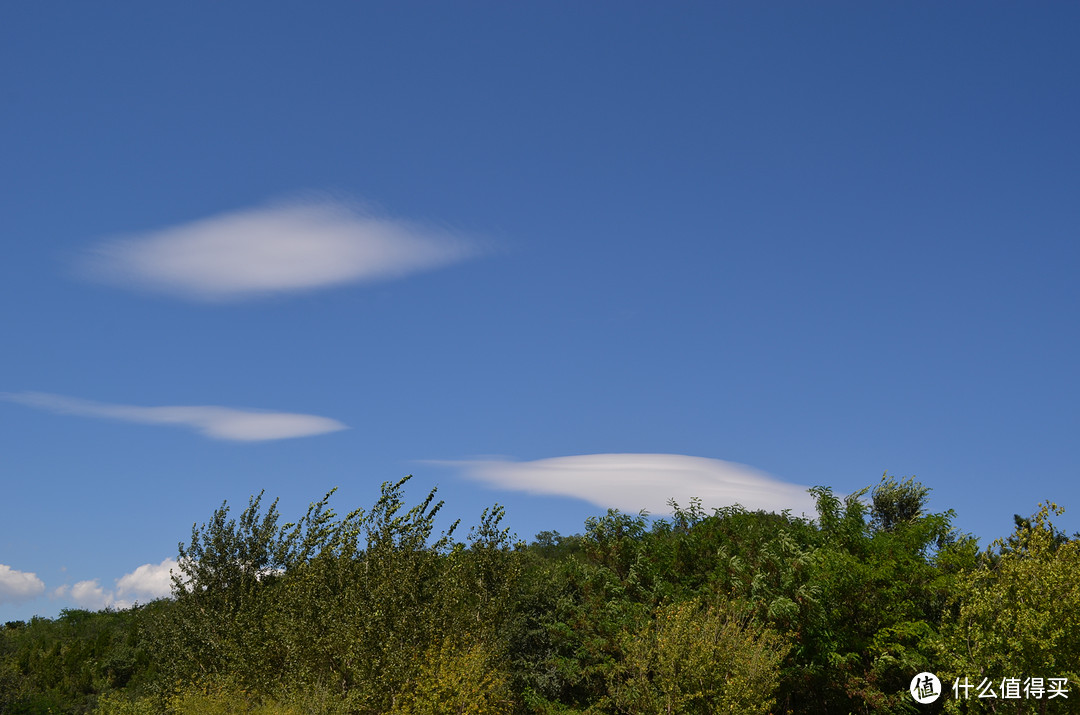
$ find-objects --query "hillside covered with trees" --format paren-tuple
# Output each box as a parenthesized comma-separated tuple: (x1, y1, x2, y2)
(2, 475, 1078, 714)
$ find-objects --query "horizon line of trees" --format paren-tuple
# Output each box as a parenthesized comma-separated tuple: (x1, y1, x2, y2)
(2, 473, 1079, 714)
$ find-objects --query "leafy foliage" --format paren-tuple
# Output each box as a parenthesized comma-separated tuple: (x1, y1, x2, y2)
(940, 502, 1080, 713)
(3, 473, 1077, 714)
(609, 598, 787, 714)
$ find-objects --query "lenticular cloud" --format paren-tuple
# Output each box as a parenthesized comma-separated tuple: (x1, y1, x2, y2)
(80, 199, 477, 301)
(450, 453, 819, 516)
(1, 392, 347, 442)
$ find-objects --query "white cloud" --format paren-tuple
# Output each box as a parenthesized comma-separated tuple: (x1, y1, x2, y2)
(0, 564, 46, 604)
(1, 392, 347, 442)
(69, 580, 112, 609)
(115, 558, 177, 601)
(79, 199, 477, 301)
(52, 559, 179, 611)
(447, 453, 819, 516)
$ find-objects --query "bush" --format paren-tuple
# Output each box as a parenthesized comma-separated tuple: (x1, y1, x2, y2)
(609, 598, 789, 715)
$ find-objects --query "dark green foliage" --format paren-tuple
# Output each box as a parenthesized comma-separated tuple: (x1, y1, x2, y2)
(871, 474, 930, 534)
(0, 606, 156, 714)
(4, 472, 1078, 714)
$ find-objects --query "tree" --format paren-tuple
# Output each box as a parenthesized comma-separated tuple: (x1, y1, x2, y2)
(396, 636, 513, 715)
(870, 474, 930, 534)
(609, 598, 788, 715)
(795, 480, 962, 714)
(941, 503, 1080, 714)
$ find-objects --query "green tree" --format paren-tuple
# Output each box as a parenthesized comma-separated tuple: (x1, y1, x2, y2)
(397, 636, 514, 715)
(609, 598, 788, 715)
(792, 478, 962, 714)
(870, 475, 931, 534)
(941, 502, 1080, 714)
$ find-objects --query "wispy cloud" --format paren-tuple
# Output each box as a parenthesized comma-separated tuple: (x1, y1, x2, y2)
(442, 453, 819, 515)
(79, 199, 478, 301)
(1, 392, 347, 442)
(0, 564, 46, 604)
(53, 558, 178, 610)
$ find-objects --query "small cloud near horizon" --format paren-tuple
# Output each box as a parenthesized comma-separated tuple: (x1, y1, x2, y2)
(1, 392, 347, 442)
(115, 559, 177, 601)
(53, 558, 178, 610)
(439, 453, 820, 516)
(77, 198, 479, 301)
(0, 564, 46, 605)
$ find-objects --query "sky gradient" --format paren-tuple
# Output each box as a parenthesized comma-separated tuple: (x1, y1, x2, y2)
(2, 2, 1078, 621)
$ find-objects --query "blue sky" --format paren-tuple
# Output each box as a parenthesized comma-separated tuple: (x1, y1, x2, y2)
(2, 2, 1078, 621)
